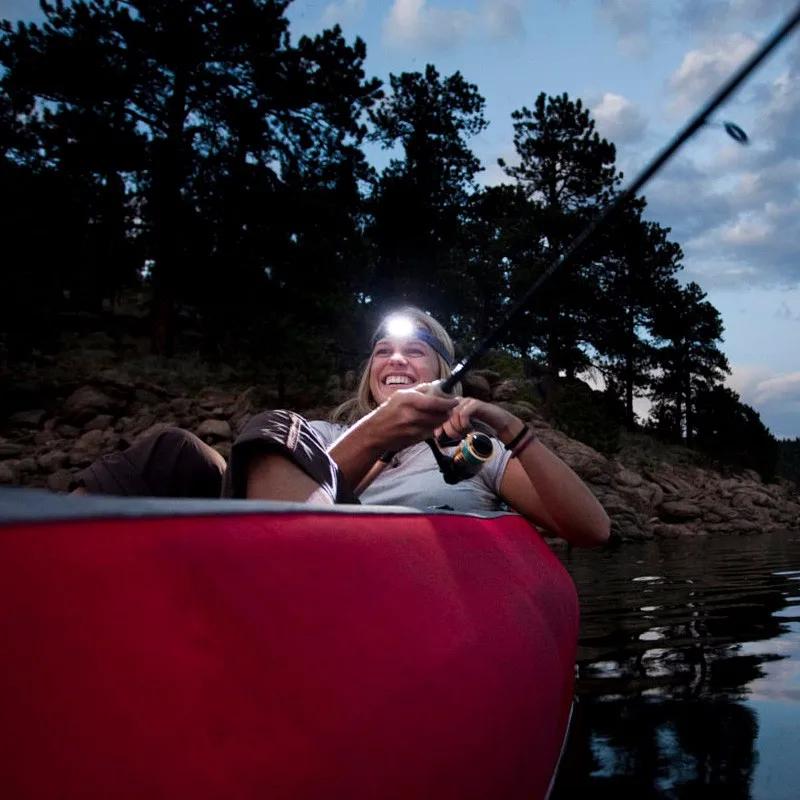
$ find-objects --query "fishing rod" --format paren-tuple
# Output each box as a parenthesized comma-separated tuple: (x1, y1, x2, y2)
(355, 3, 800, 496)
(441, 2, 800, 393)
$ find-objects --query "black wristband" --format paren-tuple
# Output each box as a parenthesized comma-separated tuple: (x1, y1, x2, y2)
(504, 425, 529, 451)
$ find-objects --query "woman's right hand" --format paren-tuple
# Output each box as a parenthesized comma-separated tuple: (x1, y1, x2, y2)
(366, 384, 461, 452)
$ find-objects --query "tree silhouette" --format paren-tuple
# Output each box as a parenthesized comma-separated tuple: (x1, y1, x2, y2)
(594, 206, 685, 428)
(649, 281, 730, 445)
(367, 65, 487, 324)
(499, 92, 623, 377)
(1, 0, 381, 355)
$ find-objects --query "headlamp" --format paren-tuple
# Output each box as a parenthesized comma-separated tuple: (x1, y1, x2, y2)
(374, 315, 453, 366)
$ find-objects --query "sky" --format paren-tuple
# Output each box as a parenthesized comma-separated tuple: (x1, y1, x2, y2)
(3, 0, 800, 437)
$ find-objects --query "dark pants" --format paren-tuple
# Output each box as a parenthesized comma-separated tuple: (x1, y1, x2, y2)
(74, 411, 355, 504)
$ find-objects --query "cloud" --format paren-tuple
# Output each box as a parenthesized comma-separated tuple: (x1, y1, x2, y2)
(591, 92, 648, 144)
(727, 365, 800, 437)
(639, 31, 800, 292)
(322, 0, 366, 27)
(382, 0, 527, 49)
(667, 33, 758, 111)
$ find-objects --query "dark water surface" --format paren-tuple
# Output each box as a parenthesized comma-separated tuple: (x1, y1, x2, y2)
(551, 533, 800, 800)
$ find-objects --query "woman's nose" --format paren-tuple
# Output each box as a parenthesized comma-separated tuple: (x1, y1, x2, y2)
(388, 349, 408, 363)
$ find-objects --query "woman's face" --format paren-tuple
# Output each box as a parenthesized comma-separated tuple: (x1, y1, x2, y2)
(368, 335, 440, 405)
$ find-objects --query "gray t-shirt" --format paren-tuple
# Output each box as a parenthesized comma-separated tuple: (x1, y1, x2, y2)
(309, 421, 514, 513)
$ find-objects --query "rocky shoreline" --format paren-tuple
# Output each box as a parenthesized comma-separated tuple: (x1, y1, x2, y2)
(2, 367, 799, 543)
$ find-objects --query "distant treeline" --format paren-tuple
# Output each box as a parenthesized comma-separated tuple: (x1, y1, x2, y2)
(0, 0, 787, 482)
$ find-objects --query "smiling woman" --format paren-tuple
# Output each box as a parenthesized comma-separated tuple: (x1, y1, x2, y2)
(70, 305, 610, 548)
(300, 306, 611, 548)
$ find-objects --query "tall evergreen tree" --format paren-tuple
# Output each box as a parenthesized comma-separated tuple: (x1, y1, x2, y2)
(1, 0, 381, 354)
(649, 280, 730, 444)
(499, 92, 622, 376)
(367, 65, 487, 324)
(594, 205, 685, 428)
(692, 385, 779, 481)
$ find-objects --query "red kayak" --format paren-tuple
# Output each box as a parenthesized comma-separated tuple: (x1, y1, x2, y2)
(0, 488, 578, 799)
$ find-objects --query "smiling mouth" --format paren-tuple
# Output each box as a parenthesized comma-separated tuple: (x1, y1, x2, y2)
(383, 375, 415, 386)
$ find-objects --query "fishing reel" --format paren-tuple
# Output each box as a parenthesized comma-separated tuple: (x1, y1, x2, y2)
(425, 422, 496, 486)
(412, 380, 497, 485)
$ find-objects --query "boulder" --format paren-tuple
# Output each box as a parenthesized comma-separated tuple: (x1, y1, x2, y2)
(658, 500, 703, 523)
(491, 380, 517, 402)
(62, 386, 121, 425)
(46, 470, 74, 493)
(68, 429, 108, 467)
(615, 468, 644, 488)
(0, 442, 24, 459)
(9, 409, 47, 428)
(38, 450, 68, 471)
(83, 414, 114, 433)
(195, 419, 232, 442)
(654, 523, 693, 539)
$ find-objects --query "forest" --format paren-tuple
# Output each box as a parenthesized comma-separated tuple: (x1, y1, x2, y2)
(0, 0, 795, 485)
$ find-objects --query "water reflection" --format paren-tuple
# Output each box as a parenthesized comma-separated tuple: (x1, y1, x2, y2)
(551, 533, 800, 799)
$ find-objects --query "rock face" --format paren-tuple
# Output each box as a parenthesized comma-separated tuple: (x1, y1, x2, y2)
(1, 367, 799, 544)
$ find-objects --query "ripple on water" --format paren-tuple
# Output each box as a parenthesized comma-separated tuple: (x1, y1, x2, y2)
(552, 535, 800, 799)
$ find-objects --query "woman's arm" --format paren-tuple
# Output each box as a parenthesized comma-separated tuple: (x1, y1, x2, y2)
(441, 398, 610, 548)
(327, 387, 460, 494)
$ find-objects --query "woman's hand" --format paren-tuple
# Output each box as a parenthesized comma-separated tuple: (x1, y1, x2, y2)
(438, 397, 611, 548)
(325, 383, 460, 494)
(369, 384, 461, 452)
(436, 397, 523, 445)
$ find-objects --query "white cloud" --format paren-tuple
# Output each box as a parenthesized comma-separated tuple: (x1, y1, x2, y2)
(591, 92, 648, 144)
(668, 34, 758, 111)
(382, 0, 528, 49)
(322, 0, 366, 27)
(727, 365, 800, 437)
(384, 0, 475, 48)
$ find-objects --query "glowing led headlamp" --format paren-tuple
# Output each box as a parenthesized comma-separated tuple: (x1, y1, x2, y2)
(374, 315, 453, 366)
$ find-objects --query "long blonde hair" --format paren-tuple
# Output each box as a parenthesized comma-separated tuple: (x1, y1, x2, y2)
(331, 306, 462, 425)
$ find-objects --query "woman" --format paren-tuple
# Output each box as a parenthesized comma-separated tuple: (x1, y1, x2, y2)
(73, 307, 609, 548)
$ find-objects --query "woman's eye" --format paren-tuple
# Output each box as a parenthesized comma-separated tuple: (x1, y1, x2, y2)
(374, 347, 390, 356)
(407, 348, 425, 356)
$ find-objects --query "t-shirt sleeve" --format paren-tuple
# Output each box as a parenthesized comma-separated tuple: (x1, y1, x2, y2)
(479, 437, 514, 495)
(308, 420, 348, 449)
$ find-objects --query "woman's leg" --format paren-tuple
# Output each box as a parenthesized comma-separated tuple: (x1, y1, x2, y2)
(71, 427, 226, 498)
(222, 410, 357, 505)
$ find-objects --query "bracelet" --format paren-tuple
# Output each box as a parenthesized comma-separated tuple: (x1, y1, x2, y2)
(504, 424, 529, 451)
(511, 429, 537, 459)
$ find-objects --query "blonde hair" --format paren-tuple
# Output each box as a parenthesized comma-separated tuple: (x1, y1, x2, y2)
(330, 306, 462, 425)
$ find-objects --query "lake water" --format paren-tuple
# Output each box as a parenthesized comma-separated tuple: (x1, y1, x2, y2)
(550, 533, 800, 800)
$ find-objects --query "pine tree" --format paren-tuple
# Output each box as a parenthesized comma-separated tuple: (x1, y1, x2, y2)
(499, 92, 622, 376)
(649, 281, 730, 444)
(367, 65, 487, 324)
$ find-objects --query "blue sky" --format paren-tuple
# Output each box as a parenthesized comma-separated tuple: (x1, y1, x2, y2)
(4, 0, 800, 437)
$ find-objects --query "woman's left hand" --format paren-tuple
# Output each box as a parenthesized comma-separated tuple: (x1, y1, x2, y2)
(436, 397, 523, 445)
